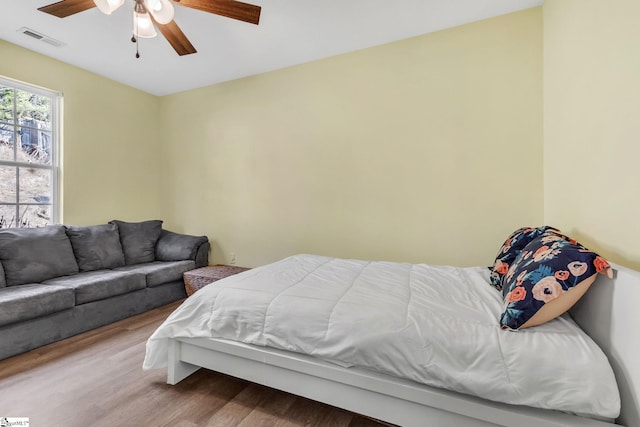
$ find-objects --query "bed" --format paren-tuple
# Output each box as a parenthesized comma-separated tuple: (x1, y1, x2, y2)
(143, 253, 640, 427)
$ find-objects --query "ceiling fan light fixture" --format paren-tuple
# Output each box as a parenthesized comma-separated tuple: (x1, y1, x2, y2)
(93, 0, 124, 15)
(144, 0, 175, 24)
(38, 0, 261, 57)
(132, 10, 157, 38)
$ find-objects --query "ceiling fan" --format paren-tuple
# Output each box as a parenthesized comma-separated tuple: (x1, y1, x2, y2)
(38, 0, 261, 57)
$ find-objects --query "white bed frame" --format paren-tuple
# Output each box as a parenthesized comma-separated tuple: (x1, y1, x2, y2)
(165, 262, 640, 427)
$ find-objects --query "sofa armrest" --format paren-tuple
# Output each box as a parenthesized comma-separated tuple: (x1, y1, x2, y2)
(194, 241, 210, 268)
(156, 230, 209, 266)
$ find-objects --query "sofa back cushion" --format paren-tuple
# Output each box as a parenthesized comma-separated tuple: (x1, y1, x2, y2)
(0, 225, 79, 286)
(110, 220, 163, 265)
(65, 224, 126, 272)
(0, 261, 6, 288)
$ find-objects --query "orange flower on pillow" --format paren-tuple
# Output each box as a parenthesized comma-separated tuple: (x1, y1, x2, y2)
(533, 246, 553, 262)
(532, 276, 564, 303)
(507, 286, 527, 302)
(494, 260, 509, 275)
(594, 256, 610, 273)
(568, 261, 588, 277)
(554, 270, 570, 281)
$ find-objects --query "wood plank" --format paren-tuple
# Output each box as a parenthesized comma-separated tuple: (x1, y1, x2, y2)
(204, 382, 275, 426)
(236, 388, 299, 426)
(176, 0, 261, 25)
(153, 19, 197, 56)
(38, 0, 96, 18)
(0, 301, 389, 426)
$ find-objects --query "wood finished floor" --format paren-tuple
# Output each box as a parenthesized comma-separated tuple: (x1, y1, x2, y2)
(0, 301, 393, 427)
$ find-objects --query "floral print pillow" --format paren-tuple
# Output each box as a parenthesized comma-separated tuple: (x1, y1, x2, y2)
(490, 226, 560, 292)
(500, 231, 611, 330)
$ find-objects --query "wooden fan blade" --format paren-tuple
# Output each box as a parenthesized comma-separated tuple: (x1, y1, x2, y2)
(175, 0, 261, 25)
(38, 0, 96, 18)
(152, 18, 197, 56)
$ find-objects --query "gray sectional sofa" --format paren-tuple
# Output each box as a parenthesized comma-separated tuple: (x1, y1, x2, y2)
(0, 219, 209, 360)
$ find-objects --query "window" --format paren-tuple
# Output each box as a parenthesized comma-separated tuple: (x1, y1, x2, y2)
(0, 76, 61, 229)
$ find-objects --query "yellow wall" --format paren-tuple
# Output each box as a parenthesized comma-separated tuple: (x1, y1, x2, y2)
(160, 8, 543, 267)
(0, 40, 162, 225)
(544, 0, 640, 270)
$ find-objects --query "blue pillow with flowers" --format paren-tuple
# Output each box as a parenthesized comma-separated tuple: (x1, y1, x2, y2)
(490, 226, 560, 291)
(500, 230, 612, 330)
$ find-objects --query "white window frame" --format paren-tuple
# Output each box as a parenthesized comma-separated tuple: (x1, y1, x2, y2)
(0, 75, 62, 227)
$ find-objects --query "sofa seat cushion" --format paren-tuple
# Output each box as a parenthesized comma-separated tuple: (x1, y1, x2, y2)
(114, 260, 195, 287)
(0, 284, 75, 327)
(0, 225, 79, 286)
(43, 270, 146, 305)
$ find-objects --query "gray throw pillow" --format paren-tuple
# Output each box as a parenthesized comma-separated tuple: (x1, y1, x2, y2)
(0, 225, 79, 286)
(110, 220, 163, 265)
(65, 224, 126, 272)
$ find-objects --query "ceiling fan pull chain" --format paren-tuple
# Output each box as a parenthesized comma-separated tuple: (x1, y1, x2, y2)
(132, 12, 141, 59)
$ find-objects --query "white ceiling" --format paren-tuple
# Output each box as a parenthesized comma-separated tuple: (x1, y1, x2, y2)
(0, 0, 543, 96)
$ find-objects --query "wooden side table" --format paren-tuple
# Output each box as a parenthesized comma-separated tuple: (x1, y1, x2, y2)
(183, 265, 250, 296)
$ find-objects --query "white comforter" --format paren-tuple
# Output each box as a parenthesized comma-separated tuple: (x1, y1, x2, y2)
(143, 254, 620, 419)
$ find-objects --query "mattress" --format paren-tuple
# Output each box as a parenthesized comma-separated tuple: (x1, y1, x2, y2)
(143, 254, 620, 419)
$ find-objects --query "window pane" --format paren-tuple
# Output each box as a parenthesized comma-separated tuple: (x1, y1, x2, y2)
(0, 77, 58, 227)
(19, 204, 51, 228)
(0, 126, 15, 161)
(16, 90, 51, 127)
(0, 205, 18, 229)
(0, 86, 14, 124)
(17, 127, 51, 165)
(0, 166, 17, 203)
(19, 167, 52, 204)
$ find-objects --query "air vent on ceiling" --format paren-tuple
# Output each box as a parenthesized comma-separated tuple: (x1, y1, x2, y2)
(17, 27, 66, 48)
